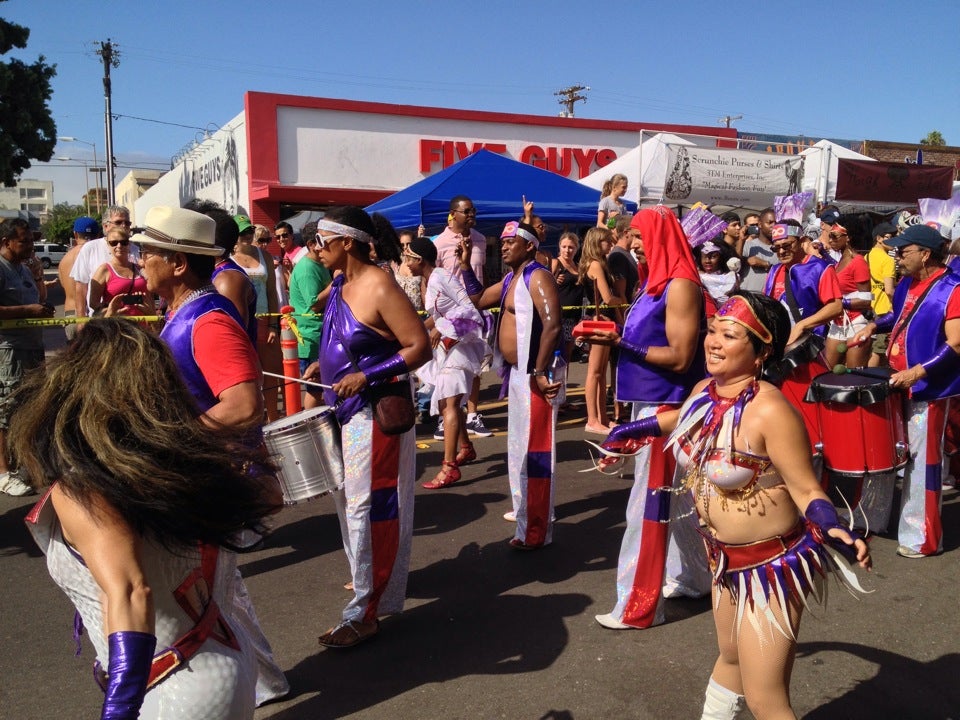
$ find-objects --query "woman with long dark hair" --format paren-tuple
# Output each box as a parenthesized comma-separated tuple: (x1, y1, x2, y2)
(15, 318, 281, 719)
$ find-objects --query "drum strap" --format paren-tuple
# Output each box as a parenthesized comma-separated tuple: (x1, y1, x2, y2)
(888, 272, 943, 350)
(782, 266, 804, 326)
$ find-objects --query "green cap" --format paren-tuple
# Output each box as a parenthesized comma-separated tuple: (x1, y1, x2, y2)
(234, 214, 254, 234)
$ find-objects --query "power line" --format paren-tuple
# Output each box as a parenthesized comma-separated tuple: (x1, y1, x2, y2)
(113, 113, 211, 132)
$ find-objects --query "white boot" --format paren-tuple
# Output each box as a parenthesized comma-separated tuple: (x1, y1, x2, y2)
(700, 677, 745, 720)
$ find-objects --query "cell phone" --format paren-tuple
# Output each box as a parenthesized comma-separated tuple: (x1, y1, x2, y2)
(122, 294, 143, 305)
(746, 225, 760, 236)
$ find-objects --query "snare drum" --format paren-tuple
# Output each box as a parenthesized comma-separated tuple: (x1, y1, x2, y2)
(807, 369, 908, 476)
(263, 406, 344, 504)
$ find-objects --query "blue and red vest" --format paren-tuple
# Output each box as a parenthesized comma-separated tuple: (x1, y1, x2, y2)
(498, 261, 555, 374)
(160, 291, 245, 412)
(892, 268, 960, 401)
(763, 255, 834, 336)
(211, 258, 258, 345)
(616, 279, 706, 404)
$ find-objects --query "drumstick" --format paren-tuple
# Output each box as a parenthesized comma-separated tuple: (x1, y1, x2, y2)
(261, 371, 333, 390)
(830, 365, 896, 382)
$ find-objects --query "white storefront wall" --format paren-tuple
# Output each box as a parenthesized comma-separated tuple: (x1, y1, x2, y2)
(135, 112, 248, 221)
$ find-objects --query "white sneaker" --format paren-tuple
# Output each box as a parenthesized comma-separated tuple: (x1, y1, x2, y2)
(594, 613, 633, 630)
(0, 471, 35, 497)
(503, 510, 517, 522)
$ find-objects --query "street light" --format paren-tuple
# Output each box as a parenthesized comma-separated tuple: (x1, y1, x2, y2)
(58, 137, 102, 214)
(57, 156, 91, 215)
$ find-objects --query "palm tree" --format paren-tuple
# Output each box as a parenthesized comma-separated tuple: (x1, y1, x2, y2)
(920, 130, 946, 146)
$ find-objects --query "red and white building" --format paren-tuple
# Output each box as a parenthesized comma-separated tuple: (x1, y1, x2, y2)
(137, 91, 735, 229)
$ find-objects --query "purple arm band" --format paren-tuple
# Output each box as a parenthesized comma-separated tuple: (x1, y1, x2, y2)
(102, 631, 156, 720)
(920, 343, 960, 378)
(841, 298, 852, 311)
(873, 311, 894, 333)
(461, 266, 483, 296)
(805, 498, 860, 563)
(618, 338, 648, 361)
(606, 415, 661, 443)
(362, 353, 408, 384)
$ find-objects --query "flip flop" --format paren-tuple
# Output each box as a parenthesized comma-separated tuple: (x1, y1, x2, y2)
(318, 619, 379, 649)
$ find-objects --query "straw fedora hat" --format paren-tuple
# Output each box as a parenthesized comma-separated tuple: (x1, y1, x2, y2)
(131, 206, 224, 257)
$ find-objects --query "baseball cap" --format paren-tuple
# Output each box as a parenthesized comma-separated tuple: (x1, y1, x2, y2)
(73, 216, 99, 235)
(819, 208, 841, 225)
(886, 224, 945, 251)
(872, 222, 896, 238)
(234, 214, 254, 234)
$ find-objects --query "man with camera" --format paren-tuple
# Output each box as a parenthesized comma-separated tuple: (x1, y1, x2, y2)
(739, 209, 776, 292)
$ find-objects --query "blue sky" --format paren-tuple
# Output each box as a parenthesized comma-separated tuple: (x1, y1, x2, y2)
(8, 0, 960, 209)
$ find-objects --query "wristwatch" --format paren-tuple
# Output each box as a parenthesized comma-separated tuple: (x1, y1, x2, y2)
(531, 370, 547, 378)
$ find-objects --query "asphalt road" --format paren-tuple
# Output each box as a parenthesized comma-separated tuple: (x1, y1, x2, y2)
(1, 281, 958, 719)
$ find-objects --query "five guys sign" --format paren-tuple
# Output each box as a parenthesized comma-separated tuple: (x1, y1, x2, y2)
(419, 139, 617, 179)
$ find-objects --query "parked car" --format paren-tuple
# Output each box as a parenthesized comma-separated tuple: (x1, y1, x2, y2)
(35, 242, 69, 268)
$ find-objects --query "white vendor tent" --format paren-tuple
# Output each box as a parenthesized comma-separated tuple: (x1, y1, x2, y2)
(579, 132, 698, 206)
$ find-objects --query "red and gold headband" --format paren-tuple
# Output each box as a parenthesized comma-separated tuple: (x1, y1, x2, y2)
(716, 296, 773, 345)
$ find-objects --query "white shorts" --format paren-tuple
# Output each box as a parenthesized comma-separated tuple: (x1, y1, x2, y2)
(828, 313, 869, 341)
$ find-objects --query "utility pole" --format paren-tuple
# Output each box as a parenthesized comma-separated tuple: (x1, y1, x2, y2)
(718, 114, 742, 129)
(96, 39, 120, 206)
(555, 85, 589, 118)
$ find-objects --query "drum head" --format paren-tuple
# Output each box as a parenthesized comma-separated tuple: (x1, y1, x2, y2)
(264, 405, 333, 433)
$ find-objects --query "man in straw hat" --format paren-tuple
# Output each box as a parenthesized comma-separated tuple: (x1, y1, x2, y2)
(132, 205, 290, 705)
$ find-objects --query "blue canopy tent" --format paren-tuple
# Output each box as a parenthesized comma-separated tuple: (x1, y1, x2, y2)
(365, 149, 635, 234)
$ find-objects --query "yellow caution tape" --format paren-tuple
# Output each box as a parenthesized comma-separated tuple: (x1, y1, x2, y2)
(0, 303, 629, 329)
(280, 311, 305, 345)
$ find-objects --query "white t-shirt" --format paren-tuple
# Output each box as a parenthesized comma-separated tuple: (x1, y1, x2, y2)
(69, 238, 141, 314)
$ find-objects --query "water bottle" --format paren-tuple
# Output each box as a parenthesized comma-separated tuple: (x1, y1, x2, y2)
(547, 349, 567, 406)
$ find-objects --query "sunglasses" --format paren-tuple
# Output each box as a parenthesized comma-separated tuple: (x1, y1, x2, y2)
(274, 232, 292, 239)
(313, 233, 344, 249)
(109, 220, 132, 227)
(108, 239, 130, 247)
